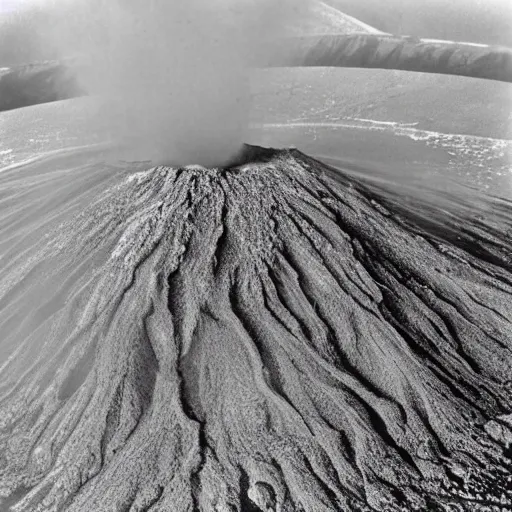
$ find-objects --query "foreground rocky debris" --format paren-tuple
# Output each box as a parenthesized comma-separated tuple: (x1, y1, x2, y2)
(0, 146, 511, 511)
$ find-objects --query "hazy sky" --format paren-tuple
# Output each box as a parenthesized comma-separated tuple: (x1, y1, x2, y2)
(0, 0, 18, 12)
(0, 0, 44, 13)
(0, 0, 53, 13)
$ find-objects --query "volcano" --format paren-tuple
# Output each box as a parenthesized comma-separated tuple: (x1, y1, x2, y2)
(0, 145, 511, 511)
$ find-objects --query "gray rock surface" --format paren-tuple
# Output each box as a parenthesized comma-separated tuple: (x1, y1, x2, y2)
(0, 147, 511, 511)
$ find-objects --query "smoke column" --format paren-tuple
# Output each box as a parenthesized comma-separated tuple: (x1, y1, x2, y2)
(43, 0, 308, 166)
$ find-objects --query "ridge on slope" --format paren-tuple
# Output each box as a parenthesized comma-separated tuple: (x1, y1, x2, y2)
(0, 146, 511, 511)
(269, 34, 512, 84)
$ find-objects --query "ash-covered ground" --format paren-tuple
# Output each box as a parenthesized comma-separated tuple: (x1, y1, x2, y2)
(0, 142, 511, 511)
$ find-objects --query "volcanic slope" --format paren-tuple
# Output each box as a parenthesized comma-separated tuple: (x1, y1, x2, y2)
(0, 146, 511, 511)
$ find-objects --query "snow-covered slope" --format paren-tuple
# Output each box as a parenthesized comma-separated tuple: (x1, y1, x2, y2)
(290, 1, 382, 36)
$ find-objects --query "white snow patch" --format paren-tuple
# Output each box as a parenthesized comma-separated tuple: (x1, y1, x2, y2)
(126, 169, 155, 183)
(184, 164, 208, 171)
(353, 118, 419, 128)
(421, 38, 490, 48)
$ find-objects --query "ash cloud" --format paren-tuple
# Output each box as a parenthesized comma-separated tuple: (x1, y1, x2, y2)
(45, 0, 308, 167)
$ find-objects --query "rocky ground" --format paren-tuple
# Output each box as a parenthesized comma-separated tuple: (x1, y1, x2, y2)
(0, 146, 510, 511)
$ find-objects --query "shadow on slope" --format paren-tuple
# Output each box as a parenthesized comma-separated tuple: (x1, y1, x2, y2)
(0, 61, 83, 112)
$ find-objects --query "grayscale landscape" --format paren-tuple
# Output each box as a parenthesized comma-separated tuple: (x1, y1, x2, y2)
(0, 1, 511, 511)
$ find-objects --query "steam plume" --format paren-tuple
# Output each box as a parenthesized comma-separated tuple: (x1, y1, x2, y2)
(46, 0, 307, 166)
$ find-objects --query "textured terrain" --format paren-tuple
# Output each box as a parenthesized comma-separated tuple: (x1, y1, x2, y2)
(0, 147, 511, 511)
